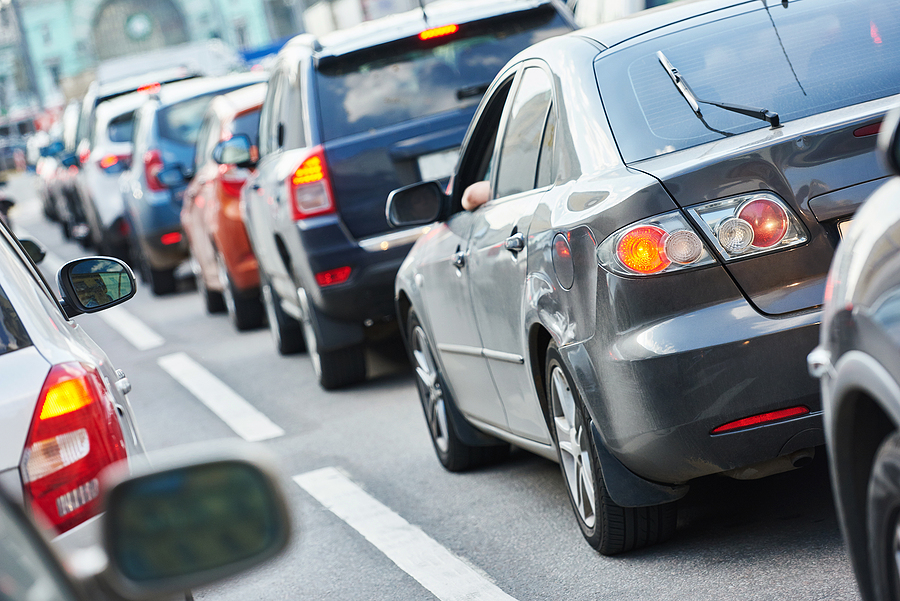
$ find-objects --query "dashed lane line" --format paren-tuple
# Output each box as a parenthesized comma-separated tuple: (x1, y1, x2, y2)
(158, 352, 284, 442)
(294, 467, 519, 601)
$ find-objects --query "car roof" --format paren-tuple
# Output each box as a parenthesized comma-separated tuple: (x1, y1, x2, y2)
(298, 0, 562, 59)
(92, 91, 147, 124)
(208, 83, 267, 120)
(575, 0, 755, 50)
(151, 72, 269, 108)
(93, 66, 201, 103)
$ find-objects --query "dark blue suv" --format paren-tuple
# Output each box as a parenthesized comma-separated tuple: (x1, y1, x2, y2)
(231, 0, 574, 389)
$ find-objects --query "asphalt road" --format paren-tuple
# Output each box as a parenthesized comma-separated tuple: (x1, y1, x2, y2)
(10, 173, 861, 600)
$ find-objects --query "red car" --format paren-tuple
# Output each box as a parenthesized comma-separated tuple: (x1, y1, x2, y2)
(182, 83, 265, 330)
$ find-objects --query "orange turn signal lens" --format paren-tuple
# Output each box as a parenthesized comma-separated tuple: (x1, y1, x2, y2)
(292, 156, 325, 185)
(616, 225, 670, 274)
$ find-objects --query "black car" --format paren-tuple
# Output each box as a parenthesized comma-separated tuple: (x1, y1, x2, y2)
(388, 0, 900, 554)
(809, 105, 900, 601)
(232, 0, 575, 389)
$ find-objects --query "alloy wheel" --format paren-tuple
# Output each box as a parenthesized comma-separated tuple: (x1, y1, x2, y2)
(550, 365, 596, 529)
(411, 325, 449, 453)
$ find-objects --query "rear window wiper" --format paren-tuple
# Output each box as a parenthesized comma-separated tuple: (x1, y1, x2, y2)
(657, 51, 780, 132)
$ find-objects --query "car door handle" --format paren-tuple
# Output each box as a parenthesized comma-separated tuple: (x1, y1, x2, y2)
(250, 183, 261, 191)
(505, 233, 526, 253)
(453, 251, 466, 268)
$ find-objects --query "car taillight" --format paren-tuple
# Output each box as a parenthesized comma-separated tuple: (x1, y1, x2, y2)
(98, 154, 131, 173)
(598, 211, 715, 276)
(20, 363, 127, 534)
(315, 266, 352, 287)
(78, 148, 90, 165)
(143, 149, 165, 192)
(688, 192, 807, 260)
(287, 146, 334, 220)
(218, 164, 246, 198)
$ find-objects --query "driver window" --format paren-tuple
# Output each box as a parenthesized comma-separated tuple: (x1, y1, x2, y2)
(494, 67, 553, 199)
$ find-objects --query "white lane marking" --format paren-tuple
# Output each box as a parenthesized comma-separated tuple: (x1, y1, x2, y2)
(294, 467, 518, 601)
(99, 306, 166, 350)
(158, 352, 284, 442)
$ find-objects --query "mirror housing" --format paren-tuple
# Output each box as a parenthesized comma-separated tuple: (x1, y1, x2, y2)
(879, 105, 900, 176)
(213, 135, 256, 169)
(40, 140, 64, 157)
(57, 257, 136, 318)
(19, 237, 46, 264)
(100, 443, 291, 599)
(386, 180, 448, 228)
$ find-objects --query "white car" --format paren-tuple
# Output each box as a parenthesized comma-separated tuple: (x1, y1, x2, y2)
(75, 91, 146, 259)
(0, 219, 145, 546)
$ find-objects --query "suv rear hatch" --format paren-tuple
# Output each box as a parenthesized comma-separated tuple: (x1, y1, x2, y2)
(314, 3, 574, 240)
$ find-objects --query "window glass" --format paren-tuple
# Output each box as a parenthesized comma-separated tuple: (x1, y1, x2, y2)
(258, 73, 283, 156)
(232, 109, 261, 147)
(536, 104, 557, 189)
(596, 0, 900, 162)
(158, 92, 223, 146)
(315, 6, 570, 141)
(494, 67, 552, 198)
(106, 110, 135, 143)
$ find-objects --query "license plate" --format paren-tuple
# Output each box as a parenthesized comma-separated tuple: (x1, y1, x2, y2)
(838, 219, 853, 238)
(417, 148, 459, 182)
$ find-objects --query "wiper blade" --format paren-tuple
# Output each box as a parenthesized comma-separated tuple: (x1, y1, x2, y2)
(656, 51, 780, 129)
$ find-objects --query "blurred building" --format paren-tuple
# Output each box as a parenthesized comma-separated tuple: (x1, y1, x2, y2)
(13, 0, 304, 109)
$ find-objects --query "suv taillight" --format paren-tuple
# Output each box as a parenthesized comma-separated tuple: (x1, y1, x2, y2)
(20, 363, 127, 534)
(287, 146, 335, 220)
(143, 149, 166, 192)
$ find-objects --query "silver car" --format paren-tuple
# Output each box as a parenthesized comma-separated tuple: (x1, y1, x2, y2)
(0, 220, 145, 545)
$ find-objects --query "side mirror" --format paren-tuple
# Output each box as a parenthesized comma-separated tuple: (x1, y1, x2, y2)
(879, 105, 900, 176)
(157, 164, 189, 187)
(57, 257, 136, 318)
(386, 180, 448, 228)
(60, 153, 79, 168)
(213, 135, 255, 168)
(40, 140, 64, 157)
(19, 237, 45, 264)
(101, 447, 291, 599)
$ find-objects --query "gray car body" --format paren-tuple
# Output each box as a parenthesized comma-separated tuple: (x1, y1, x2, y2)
(395, 0, 895, 507)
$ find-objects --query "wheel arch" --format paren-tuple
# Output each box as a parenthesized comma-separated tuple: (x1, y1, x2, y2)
(829, 351, 900, 601)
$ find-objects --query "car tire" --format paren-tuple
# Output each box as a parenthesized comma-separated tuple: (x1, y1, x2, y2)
(147, 266, 177, 296)
(545, 342, 677, 555)
(194, 259, 226, 314)
(217, 253, 263, 331)
(298, 287, 365, 390)
(261, 272, 304, 354)
(867, 432, 900, 601)
(407, 309, 508, 471)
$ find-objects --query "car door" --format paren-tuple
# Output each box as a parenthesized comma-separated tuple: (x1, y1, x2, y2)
(419, 73, 523, 431)
(182, 111, 220, 281)
(244, 69, 290, 298)
(465, 64, 556, 442)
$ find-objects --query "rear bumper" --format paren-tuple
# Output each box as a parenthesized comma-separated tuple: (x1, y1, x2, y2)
(290, 218, 426, 324)
(570, 297, 823, 485)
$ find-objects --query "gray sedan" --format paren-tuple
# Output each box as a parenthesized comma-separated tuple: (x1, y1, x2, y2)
(388, 0, 900, 555)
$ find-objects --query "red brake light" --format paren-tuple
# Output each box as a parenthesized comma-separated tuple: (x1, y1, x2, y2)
(143, 149, 165, 192)
(315, 266, 352, 287)
(616, 225, 670, 274)
(137, 82, 161, 94)
(419, 24, 459, 40)
(21, 363, 127, 534)
(737, 198, 788, 248)
(99, 154, 130, 172)
(78, 148, 90, 165)
(160, 232, 182, 245)
(711, 406, 810, 434)
(287, 146, 334, 220)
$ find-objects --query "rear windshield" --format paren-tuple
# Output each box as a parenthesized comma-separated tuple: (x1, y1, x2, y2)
(315, 6, 572, 141)
(596, 0, 900, 163)
(158, 90, 240, 146)
(0, 282, 32, 356)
